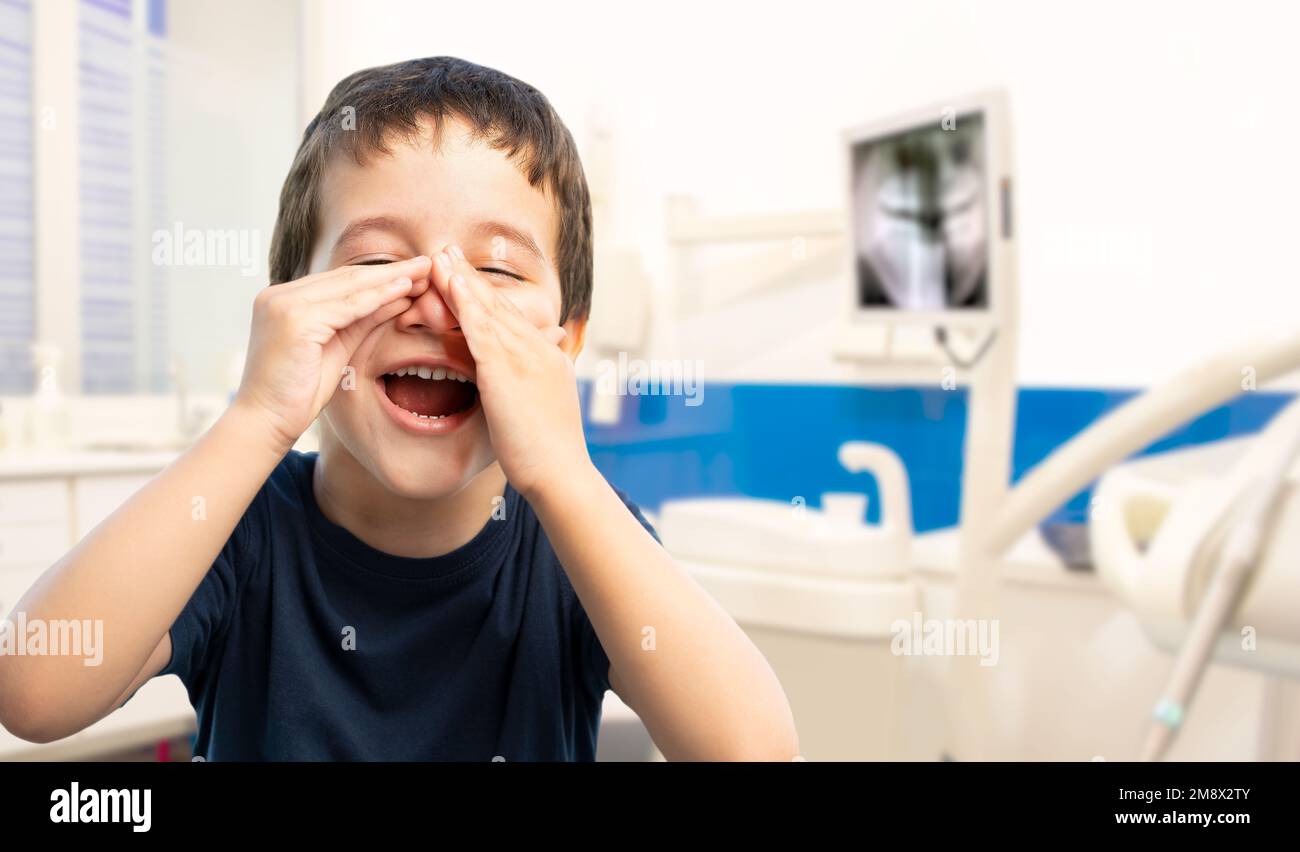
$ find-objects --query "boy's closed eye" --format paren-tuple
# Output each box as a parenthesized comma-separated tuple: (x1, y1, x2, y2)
(478, 266, 527, 282)
(352, 255, 527, 283)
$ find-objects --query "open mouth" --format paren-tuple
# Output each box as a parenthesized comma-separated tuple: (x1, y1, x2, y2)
(380, 365, 479, 422)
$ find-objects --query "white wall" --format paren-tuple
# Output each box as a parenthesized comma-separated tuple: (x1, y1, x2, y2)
(300, 0, 1300, 390)
(163, 0, 301, 394)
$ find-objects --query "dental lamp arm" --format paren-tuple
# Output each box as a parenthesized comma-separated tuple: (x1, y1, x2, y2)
(982, 326, 1300, 558)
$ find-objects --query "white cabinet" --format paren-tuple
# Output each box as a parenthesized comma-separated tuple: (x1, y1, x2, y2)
(0, 479, 70, 572)
(0, 523, 68, 571)
(0, 478, 68, 618)
(0, 480, 67, 525)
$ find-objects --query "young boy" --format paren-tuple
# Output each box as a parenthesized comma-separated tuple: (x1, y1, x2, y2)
(0, 57, 798, 761)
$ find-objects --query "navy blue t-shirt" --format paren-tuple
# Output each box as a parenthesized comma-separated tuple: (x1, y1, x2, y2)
(148, 450, 659, 761)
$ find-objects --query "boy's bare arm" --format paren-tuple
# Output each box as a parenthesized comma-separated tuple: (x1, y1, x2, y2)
(428, 246, 800, 761)
(0, 257, 432, 743)
(530, 471, 800, 761)
(0, 405, 286, 742)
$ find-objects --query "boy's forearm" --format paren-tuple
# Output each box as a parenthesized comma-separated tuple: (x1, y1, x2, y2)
(0, 401, 288, 736)
(527, 465, 800, 761)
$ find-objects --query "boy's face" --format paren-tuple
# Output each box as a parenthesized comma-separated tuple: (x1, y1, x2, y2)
(308, 115, 584, 499)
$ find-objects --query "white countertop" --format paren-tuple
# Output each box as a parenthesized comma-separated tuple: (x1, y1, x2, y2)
(0, 450, 181, 480)
(912, 526, 1110, 596)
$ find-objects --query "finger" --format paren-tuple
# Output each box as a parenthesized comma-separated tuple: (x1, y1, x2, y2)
(429, 250, 470, 321)
(315, 276, 414, 330)
(278, 254, 425, 293)
(449, 246, 515, 317)
(431, 249, 501, 323)
(449, 273, 506, 362)
(334, 294, 413, 352)
(483, 294, 555, 349)
(408, 272, 432, 301)
(451, 271, 539, 361)
(438, 246, 540, 341)
(349, 292, 414, 335)
(542, 326, 567, 346)
(297, 255, 432, 301)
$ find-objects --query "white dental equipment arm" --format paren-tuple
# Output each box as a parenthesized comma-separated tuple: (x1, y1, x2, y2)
(1138, 395, 1300, 761)
(979, 326, 1300, 558)
(949, 325, 1300, 762)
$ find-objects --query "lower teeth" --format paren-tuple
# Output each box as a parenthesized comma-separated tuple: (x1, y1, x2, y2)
(408, 409, 467, 420)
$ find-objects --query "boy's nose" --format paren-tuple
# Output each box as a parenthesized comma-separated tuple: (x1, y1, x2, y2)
(394, 276, 459, 334)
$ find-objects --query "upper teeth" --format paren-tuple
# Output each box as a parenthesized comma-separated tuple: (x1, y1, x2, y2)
(388, 365, 471, 382)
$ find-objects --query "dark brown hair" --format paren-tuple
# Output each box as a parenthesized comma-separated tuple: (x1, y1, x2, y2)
(269, 56, 592, 322)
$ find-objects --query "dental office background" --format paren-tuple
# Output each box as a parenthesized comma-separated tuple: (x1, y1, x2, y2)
(1, 0, 1299, 762)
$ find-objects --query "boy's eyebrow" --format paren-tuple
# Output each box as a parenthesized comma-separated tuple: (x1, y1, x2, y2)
(331, 215, 410, 255)
(331, 215, 547, 265)
(468, 219, 547, 265)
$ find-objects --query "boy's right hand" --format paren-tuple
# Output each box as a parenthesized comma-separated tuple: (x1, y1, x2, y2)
(234, 256, 434, 453)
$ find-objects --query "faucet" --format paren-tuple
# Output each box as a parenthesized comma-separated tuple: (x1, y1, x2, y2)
(837, 441, 914, 535)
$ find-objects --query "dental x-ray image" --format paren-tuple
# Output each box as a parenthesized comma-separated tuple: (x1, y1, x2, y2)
(851, 112, 988, 310)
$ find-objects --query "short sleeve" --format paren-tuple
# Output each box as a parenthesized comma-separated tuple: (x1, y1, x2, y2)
(157, 508, 257, 693)
(576, 485, 662, 698)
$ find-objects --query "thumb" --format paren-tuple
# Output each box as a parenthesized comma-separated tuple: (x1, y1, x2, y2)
(335, 294, 413, 354)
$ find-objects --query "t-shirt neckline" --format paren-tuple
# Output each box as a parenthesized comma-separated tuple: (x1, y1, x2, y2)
(295, 451, 517, 583)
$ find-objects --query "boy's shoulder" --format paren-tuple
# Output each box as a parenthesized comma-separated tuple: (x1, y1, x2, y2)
(259, 449, 315, 507)
(222, 449, 314, 547)
(272, 448, 314, 485)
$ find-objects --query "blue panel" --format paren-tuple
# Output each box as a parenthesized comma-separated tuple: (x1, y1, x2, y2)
(582, 381, 1296, 533)
(581, 382, 969, 530)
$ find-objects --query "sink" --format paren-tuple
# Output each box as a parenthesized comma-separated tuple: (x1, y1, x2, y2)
(658, 442, 913, 579)
(659, 495, 910, 579)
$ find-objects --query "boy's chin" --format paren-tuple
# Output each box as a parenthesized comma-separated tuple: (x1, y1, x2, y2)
(370, 455, 493, 501)
(318, 412, 496, 501)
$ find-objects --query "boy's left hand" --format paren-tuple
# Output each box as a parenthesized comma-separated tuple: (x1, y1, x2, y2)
(429, 245, 591, 501)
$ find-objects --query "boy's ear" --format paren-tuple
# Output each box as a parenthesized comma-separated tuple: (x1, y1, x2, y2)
(559, 315, 588, 360)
